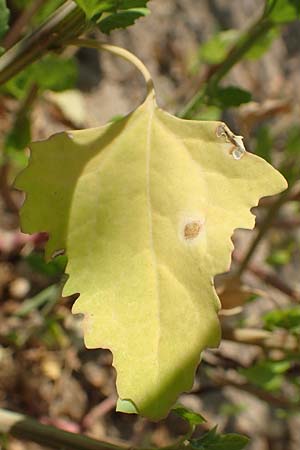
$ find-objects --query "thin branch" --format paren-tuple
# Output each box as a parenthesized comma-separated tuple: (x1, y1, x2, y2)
(242, 261, 300, 303)
(0, 408, 191, 450)
(222, 326, 300, 352)
(209, 370, 297, 409)
(0, 1, 87, 86)
(2, 0, 47, 49)
(179, 14, 273, 119)
(0, 408, 125, 450)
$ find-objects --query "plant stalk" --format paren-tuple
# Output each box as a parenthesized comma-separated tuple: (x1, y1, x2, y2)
(0, 408, 123, 450)
(0, 408, 193, 450)
(0, 1, 87, 85)
(179, 16, 273, 119)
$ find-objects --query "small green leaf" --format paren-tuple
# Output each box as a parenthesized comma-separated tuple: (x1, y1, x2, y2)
(172, 405, 206, 426)
(240, 360, 290, 392)
(246, 28, 279, 59)
(75, 0, 149, 19)
(1, 55, 77, 99)
(98, 7, 149, 33)
(32, 55, 78, 92)
(267, 247, 293, 266)
(118, 0, 149, 7)
(199, 30, 240, 65)
(25, 253, 67, 277)
(210, 86, 252, 108)
(74, 0, 117, 19)
(194, 106, 222, 121)
(263, 307, 300, 334)
(220, 403, 246, 417)
(267, 0, 300, 23)
(191, 428, 249, 450)
(0, 0, 9, 39)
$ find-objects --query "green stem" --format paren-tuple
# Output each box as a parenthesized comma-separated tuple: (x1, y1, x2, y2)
(179, 16, 273, 119)
(0, 1, 87, 85)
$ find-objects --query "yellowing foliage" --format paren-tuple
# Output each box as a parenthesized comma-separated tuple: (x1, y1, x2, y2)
(16, 92, 287, 419)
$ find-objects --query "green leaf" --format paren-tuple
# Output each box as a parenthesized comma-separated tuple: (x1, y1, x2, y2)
(74, 0, 117, 19)
(263, 307, 300, 334)
(25, 253, 67, 277)
(240, 360, 290, 391)
(172, 405, 206, 426)
(0, 0, 9, 39)
(210, 86, 252, 108)
(199, 30, 239, 65)
(191, 428, 249, 450)
(246, 28, 279, 59)
(16, 93, 287, 419)
(75, 0, 149, 19)
(267, 0, 300, 23)
(1, 55, 77, 99)
(118, 0, 149, 7)
(267, 247, 293, 266)
(32, 55, 78, 92)
(194, 106, 222, 121)
(98, 7, 149, 33)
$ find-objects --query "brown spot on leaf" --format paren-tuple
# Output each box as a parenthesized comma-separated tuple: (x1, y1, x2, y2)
(184, 221, 202, 240)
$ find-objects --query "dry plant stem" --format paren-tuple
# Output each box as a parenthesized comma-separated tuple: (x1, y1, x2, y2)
(68, 39, 155, 97)
(0, 408, 124, 450)
(236, 188, 290, 279)
(209, 370, 296, 409)
(0, 408, 192, 450)
(222, 326, 300, 352)
(2, 0, 47, 49)
(233, 250, 300, 302)
(0, 1, 87, 85)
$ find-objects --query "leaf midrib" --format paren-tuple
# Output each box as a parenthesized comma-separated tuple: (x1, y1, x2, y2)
(146, 100, 161, 378)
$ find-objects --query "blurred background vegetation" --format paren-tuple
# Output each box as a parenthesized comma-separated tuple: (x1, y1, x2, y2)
(0, 1, 300, 449)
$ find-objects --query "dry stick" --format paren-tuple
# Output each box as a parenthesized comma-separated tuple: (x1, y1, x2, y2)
(235, 257, 300, 303)
(222, 326, 300, 352)
(2, 0, 47, 49)
(209, 370, 295, 409)
(0, 408, 192, 450)
(0, 408, 125, 450)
